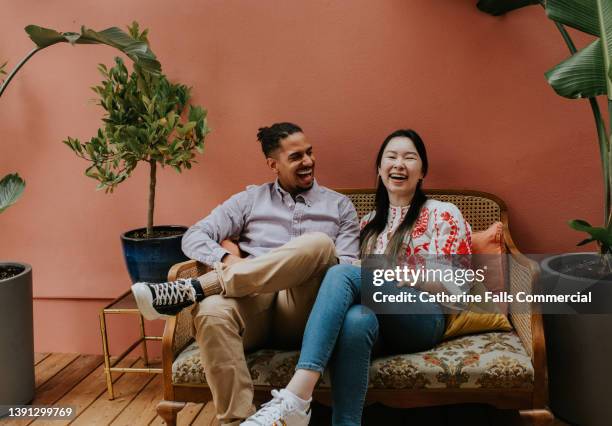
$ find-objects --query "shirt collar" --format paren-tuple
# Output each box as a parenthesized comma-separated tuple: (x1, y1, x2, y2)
(274, 179, 320, 207)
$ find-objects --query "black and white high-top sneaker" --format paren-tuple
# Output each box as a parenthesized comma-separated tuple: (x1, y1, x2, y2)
(131, 278, 205, 320)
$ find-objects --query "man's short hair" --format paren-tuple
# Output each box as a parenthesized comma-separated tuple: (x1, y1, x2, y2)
(257, 122, 303, 157)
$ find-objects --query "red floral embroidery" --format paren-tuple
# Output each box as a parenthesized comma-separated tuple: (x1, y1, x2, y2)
(406, 243, 429, 256)
(411, 208, 429, 239)
(457, 239, 471, 255)
(439, 211, 459, 255)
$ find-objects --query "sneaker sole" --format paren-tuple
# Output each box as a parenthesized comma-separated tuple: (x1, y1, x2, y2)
(131, 283, 170, 321)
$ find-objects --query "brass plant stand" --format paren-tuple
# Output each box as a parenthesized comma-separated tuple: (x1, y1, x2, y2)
(99, 290, 162, 399)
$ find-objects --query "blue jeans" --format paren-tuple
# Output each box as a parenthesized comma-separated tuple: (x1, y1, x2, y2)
(296, 264, 446, 426)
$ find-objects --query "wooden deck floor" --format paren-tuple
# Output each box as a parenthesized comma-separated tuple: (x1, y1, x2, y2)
(0, 353, 567, 425)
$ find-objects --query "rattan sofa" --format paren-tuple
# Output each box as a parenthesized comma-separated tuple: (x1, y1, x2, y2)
(156, 189, 552, 425)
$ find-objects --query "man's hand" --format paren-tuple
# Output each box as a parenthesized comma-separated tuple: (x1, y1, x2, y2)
(222, 254, 244, 267)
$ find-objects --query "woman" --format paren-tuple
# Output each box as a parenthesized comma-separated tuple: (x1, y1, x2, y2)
(242, 129, 472, 426)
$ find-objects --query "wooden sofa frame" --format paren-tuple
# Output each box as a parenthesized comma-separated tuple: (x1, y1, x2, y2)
(156, 189, 553, 425)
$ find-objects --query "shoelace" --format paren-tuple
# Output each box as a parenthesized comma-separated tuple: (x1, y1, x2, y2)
(246, 389, 295, 425)
(151, 279, 196, 306)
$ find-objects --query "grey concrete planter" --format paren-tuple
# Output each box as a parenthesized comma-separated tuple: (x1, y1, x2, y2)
(541, 254, 612, 426)
(0, 262, 34, 417)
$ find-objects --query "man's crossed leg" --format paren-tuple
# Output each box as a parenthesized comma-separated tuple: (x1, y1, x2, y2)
(132, 232, 337, 425)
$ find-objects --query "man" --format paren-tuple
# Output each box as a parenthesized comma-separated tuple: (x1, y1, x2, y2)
(132, 122, 359, 426)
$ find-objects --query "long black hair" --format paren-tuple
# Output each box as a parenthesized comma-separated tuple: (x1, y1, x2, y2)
(360, 129, 429, 259)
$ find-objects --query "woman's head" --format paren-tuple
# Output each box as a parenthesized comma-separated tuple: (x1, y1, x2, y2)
(360, 129, 429, 258)
(375, 129, 428, 205)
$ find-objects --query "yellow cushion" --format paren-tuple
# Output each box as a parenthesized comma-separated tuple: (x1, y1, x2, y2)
(443, 222, 512, 340)
(443, 310, 512, 340)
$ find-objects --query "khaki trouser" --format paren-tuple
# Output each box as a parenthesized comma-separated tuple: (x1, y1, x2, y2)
(191, 232, 338, 426)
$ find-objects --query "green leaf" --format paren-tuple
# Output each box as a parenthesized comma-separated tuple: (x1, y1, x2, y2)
(0, 173, 26, 213)
(577, 237, 595, 246)
(569, 219, 612, 245)
(545, 39, 607, 99)
(25, 24, 161, 74)
(180, 121, 197, 134)
(569, 219, 594, 230)
(24, 26, 67, 47)
(546, 0, 600, 36)
(597, 0, 612, 99)
(477, 0, 541, 16)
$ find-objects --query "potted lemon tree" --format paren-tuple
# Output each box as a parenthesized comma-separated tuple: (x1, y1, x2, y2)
(64, 25, 209, 284)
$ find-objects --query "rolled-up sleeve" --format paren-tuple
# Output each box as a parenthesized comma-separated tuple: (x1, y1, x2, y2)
(182, 190, 253, 266)
(335, 197, 360, 264)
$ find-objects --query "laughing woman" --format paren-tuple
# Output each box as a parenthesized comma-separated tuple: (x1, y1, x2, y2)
(242, 129, 472, 426)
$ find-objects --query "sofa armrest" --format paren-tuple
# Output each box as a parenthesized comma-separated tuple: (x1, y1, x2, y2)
(165, 260, 210, 356)
(503, 224, 548, 407)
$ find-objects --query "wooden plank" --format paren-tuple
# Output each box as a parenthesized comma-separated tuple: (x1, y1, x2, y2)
(190, 402, 217, 426)
(2, 354, 93, 426)
(34, 353, 79, 388)
(34, 353, 50, 365)
(148, 402, 204, 426)
(29, 357, 138, 426)
(69, 359, 155, 426)
(109, 374, 162, 426)
(34, 355, 103, 404)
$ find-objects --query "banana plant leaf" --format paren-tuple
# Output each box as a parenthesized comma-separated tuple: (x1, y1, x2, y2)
(546, 0, 599, 36)
(476, 0, 541, 16)
(544, 0, 612, 100)
(545, 39, 607, 98)
(0, 174, 25, 213)
(25, 25, 160, 73)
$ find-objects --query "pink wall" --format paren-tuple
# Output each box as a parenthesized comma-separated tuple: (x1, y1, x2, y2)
(0, 0, 603, 353)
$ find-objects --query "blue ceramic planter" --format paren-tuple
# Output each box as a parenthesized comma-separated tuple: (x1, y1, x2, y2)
(121, 225, 189, 283)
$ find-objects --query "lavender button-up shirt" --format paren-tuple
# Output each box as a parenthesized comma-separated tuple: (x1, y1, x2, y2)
(182, 180, 360, 266)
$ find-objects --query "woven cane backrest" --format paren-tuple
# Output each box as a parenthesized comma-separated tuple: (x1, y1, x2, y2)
(339, 189, 504, 232)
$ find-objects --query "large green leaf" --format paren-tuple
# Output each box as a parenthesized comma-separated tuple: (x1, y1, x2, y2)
(546, 0, 600, 36)
(545, 39, 607, 98)
(0, 173, 25, 213)
(476, 0, 541, 16)
(24, 25, 161, 74)
(569, 219, 612, 247)
(545, 1, 612, 100)
(598, 0, 612, 97)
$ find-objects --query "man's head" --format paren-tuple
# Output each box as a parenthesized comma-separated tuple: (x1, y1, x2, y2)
(257, 122, 315, 195)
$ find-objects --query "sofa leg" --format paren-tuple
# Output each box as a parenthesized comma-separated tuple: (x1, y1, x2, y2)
(157, 400, 186, 426)
(519, 409, 555, 426)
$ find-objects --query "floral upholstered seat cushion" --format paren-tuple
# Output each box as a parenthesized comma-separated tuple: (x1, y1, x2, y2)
(173, 332, 533, 390)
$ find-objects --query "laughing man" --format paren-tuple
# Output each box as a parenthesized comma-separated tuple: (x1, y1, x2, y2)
(131, 122, 360, 426)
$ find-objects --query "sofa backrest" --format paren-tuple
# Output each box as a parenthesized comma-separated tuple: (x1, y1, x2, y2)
(337, 188, 507, 232)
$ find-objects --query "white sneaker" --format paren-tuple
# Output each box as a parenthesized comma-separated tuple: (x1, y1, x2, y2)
(241, 389, 311, 426)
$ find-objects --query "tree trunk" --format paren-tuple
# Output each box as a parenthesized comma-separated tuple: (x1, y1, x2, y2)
(147, 160, 156, 238)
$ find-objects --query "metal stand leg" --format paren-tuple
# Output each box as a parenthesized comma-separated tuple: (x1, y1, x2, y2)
(138, 314, 150, 366)
(99, 311, 115, 399)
